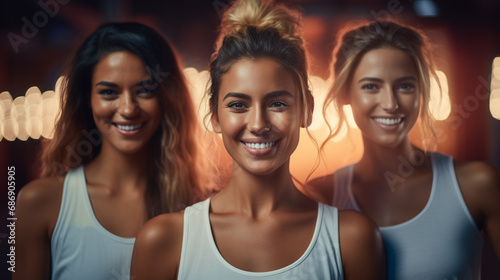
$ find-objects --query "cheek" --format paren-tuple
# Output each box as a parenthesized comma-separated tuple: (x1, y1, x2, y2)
(145, 100, 162, 120)
(222, 114, 244, 133)
(402, 94, 420, 114)
(90, 97, 114, 119)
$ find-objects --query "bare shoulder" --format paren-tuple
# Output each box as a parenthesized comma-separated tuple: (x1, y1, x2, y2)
(454, 159, 500, 188)
(16, 176, 65, 224)
(453, 160, 500, 207)
(454, 159, 500, 226)
(131, 212, 184, 280)
(306, 173, 335, 205)
(136, 212, 184, 248)
(18, 176, 64, 204)
(338, 210, 379, 239)
(338, 210, 386, 279)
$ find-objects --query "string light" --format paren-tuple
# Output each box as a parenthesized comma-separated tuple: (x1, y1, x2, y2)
(0, 77, 62, 141)
(490, 57, 500, 120)
(0, 69, 453, 141)
(428, 70, 451, 120)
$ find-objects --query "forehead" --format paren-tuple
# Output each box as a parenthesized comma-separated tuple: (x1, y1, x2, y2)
(219, 57, 298, 99)
(93, 51, 148, 81)
(353, 48, 418, 80)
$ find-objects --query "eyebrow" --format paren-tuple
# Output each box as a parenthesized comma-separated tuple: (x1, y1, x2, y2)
(95, 81, 118, 88)
(222, 90, 294, 101)
(95, 80, 153, 88)
(358, 76, 417, 83)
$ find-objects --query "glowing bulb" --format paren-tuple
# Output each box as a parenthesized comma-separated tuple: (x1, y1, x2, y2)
(429, 70, 451, 120)
(2, 116, 18, 141)
(490, 89, 500, 120)
(491, 58, 500, 120)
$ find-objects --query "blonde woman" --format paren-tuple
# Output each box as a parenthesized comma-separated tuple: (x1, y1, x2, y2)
(310, 20, 500, 279)
(131, 1, 385, 279)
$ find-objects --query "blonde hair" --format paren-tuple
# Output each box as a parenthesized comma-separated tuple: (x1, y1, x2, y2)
(323, 20, 439, 150)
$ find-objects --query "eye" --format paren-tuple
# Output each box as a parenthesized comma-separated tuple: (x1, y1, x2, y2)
(361, 84, 378, 91)
(397, 83, 416, 92)
(136, 87, 155, 97)
(269, 101, 288, 109)
(98, 89, 117, 96)
(227, 101, 248, 111)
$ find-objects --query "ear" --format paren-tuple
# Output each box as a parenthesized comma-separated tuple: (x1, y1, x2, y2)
(210, 112, 221, 133)
(302, 92, 314, 128)
(209, 99, 221, 133)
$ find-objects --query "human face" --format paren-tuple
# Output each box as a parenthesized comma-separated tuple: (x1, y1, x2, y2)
(91, 51, 162, 155)
(348, 48, 420, 148)
(212, 57, 302, 176)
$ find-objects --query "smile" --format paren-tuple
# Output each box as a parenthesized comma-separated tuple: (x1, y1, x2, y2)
(114, 123, 143, 131)
(243, 141, 275, 150)
(373, 117, 403, 126)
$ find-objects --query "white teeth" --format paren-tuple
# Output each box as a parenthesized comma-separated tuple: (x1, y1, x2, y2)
(373, 118, 402, 126)
(116, 123, 142, 131)
(244, 142, 275, 149)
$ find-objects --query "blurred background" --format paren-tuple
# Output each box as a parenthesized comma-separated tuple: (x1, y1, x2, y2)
(1, 0, 499, 279)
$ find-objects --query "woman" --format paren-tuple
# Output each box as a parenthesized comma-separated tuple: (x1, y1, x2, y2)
(309, 20, 500, 279)
(131, 1, 385, 279)
(15, 22, 208, 280)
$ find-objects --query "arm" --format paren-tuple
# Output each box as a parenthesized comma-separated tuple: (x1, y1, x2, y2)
(339, 210, 386, 280)
(130, 212, 184, 280)
(14, 178, 63, 280)
(455, 161, 500, 260)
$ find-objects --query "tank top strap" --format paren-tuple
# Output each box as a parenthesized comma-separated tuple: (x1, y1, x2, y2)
(333, 165, 359, 210)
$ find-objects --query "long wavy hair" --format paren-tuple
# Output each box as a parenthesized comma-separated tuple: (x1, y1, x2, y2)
(323, 20, 439, 149)
(41, 22, 207, 216)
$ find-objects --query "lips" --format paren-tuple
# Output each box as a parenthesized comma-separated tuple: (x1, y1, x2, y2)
(243, 141, 276, 150)
(113, 122, 143, 131)
(372, 117, 403, 126)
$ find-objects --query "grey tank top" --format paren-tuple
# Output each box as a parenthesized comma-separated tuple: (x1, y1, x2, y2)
(51, 166, 135, 280)
(178, 198, 344, 279)
(334, 152, 482, 280)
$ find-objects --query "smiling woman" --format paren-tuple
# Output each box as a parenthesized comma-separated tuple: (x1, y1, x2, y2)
(14, 22, 209, 280)
(130, 0, 386, 279)
(309, 20, 500, 279)
(212, 57, 302, 176)
(90, 51, 162, 155)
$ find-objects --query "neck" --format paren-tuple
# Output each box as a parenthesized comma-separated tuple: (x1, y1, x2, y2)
(221, 160, 306, 218)
(356, 137, 425, 186)
(86, 143, 153, 192)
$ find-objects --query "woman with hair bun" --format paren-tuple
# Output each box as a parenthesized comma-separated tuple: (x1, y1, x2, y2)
(131, 1, 385, 279)
(15, 22, 208, 280)
(309, 20, 500, 279)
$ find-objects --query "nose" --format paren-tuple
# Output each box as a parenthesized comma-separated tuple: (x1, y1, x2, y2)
(117, 92, 139, 118)
(248, 106, 271, 135)
(380, 88, 399, 112)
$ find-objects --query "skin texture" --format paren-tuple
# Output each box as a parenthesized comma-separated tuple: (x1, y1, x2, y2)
(309, 48, 500, 261)
(14, 51, 160, 280)
(131, 58, 385, 279)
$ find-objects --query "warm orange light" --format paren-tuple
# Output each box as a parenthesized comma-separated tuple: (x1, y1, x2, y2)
(491, 57, 500, 120)
(429, 70, 451, 120)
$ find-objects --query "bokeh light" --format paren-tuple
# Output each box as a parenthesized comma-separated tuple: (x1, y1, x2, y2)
(429, 70, 451, 120)
(491, 57, 500, 120)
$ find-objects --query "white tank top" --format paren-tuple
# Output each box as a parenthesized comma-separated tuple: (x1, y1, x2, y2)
(178, 198, 344, 279)
(51, 166, 135, 280)
(333, 152, 482, 280)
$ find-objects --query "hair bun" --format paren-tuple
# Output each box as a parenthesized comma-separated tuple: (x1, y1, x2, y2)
(220, 0, 301, 41)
